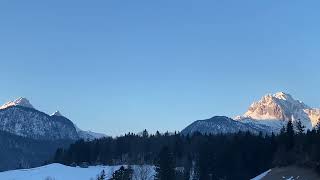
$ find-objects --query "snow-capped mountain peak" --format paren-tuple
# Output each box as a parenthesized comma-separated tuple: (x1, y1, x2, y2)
(0, 97, 106, 140)
(0, 97, 34, 110)
(273, 91, 292, 100)
(183, 92, 320, 135)
(241, 92, 308, 120)
(237, 92, 320, 132)
(52, 110, 63, 117)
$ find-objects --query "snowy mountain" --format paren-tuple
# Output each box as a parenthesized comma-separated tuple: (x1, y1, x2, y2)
(0, 97, 106, 140)
(51, 110, 63, 117)
(182, 92, 320, 135)
(236, 92, 320, 133)
(0, 97, 34, 110)
(50, 110, 107, 140)
(0, 106, 78, 140)
(181, 116, 269, 135)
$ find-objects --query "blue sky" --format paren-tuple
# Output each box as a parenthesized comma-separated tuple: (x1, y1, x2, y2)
(0, 1, 320, 136)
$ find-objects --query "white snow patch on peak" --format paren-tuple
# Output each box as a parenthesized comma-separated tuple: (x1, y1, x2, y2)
(0, 97, 34, 110)
(273, 92, 292, 100)
(52, 110, 63, 117)
(243, 92, 308, 120)
(236, 92, 320, 132)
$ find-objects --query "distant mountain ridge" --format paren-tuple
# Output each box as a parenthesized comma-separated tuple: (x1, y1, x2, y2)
(181, 116, 269, 135)
(182, 92, 320, 135)
(0, 97, 106, 141)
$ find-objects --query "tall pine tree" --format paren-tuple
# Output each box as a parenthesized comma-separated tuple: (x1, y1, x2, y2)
(295, 119, 305, 135)
(286, 120, 295, 150)
(154, 146, 175, 180)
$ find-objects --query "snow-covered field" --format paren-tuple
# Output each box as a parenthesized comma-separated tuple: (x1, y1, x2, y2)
(0, 163, 155, 180)
(251, 166, 320, 180)
(251, 169, 301, 180)
(251, 169, 271, 180)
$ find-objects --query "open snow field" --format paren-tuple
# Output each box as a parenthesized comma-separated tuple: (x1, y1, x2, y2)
(251, 166, 320, 180)
(0, 163, 155, 180)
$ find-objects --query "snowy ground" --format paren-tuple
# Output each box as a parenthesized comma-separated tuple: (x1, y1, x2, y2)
(251, 166, 320, 180)
(251, 169, 271, 180)
(0, 163, 155, 180)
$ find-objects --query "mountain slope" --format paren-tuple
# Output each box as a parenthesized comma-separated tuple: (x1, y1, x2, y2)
(0, 130, 72, 171)
(181, 116, 268, 135)
(0, 97, 106, 141)
(74, 125, 107, 140)
(236, 92, 320, 132)
(0, 106, 79, 140)
(0, 97, 34, 110)
(0, 97, 107, 170)
(182, 92, 320, 135)
(50, 110, 107, 140)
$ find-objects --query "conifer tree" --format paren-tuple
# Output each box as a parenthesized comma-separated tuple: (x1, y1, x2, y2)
(280, 125, 286, 135)
(142, 129, 149, 138)
(285, 120, 295, 150)
(154, 146, 175, 180)
(110, 166, 133, 180)
(295, 119, 305, 134)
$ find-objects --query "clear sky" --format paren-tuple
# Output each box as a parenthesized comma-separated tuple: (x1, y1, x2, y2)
(0, 1, 320, 136)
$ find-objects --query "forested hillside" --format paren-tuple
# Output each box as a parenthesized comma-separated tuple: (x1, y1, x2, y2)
(52, 120, 320, 180)
(0, 130, 73, 171)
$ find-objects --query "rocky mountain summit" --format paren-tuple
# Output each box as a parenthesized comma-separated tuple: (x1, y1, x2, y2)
(0, 97, 106, 140)
(182, 92, 320, 135)
(236, 92, 320, 132)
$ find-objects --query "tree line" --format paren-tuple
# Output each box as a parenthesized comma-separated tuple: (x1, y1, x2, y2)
(53, 121, 320, 180)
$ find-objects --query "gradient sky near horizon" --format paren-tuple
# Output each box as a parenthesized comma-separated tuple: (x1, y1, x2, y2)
(0, 1, 320, 136)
